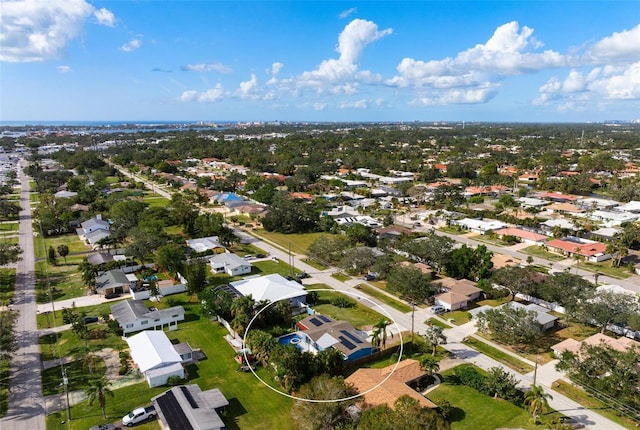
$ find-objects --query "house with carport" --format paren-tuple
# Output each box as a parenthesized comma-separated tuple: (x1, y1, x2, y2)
(95, 269, 134, 296)
(152, 384, 229, 430)
(229, 273, 307, 308)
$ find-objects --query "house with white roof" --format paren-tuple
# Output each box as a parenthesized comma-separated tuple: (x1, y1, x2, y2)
(209, 253, 252, 276)
(229, 274, 307, 307)
(186, 236, 225, 254)
(617, 200, 640, 213)
(126, 331, 186, 387)
(453, 218, 507, 234)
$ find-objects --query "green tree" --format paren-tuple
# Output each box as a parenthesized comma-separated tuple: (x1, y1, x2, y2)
(386, 265, 433, 304)
(476, 304, 542, 346)
(85, 377, 114, 419)
(155, 243, 187, 274)
(245, 329, 277, 367)
(419, 355, 440, 376)
(56, 244, 69, 264)
(358, 395, 450, 430)
(290, 374, 356, 430)
(484, 366, 520, 401)
(371, 319, 393, 349)
(47, 245, 57, 266)
(577, 290, 638, 333)
(183, 258, 208, 300)
(423, 325, 447, 356)
(524, 384, 552, 424)
(0, 311, 18, 359)
(0, 243, 22, 266)
(445, 245, 493, 281)
(491, 266, 540, 301)
(338, 247, 377, 275)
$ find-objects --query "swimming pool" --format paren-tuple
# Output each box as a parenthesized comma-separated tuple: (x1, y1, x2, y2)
(278, 333, 305, 350)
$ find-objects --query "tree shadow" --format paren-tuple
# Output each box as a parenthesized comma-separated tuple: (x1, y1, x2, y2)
(448, 406, 466, 422)
(223, 397, 247, 430)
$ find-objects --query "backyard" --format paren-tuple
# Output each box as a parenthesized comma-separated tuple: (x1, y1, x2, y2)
(311, 286, 387, 329)
(253, 229, 330, 255)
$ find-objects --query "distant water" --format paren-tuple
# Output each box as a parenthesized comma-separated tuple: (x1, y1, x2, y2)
(0, 120, 229, 135)
(0, 120, 224, 126)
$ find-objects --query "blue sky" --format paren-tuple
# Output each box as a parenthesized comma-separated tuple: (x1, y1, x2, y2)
(1, 1, 639, 122)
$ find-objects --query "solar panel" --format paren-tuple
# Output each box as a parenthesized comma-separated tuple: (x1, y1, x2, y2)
(317, 315, 331, 323)
(339, 336, 356, 350)
(180, 386, 199, 409)
(155, 390, 195, 430)
(309, 317, 322, 327)
(340, 330, 363, 344)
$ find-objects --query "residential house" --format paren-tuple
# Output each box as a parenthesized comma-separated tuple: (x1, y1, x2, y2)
(346, 359, 437, 410)
(434, 277, 483, 302)
(495, 227, 548, 245)
(95, 269, 133, 295)
(551, 333, 640, 358)
(545, 237, 611, 262)
(284, 314, 377, 362)
(186, 236, 226, 254)
(433, 292, 469, 311)
(152, 385, 229, 430)
(76, 215, 111, 247)
(500, 302, 558, 331)
(454, 218, 507, 234)
(111, 299, 185, 335)
(376, 225, 412, 240)
(126, 331, 186, 387)
(537, 192, 578, 203)
(209, 253, 252, 276)
(229, 274, 307, 308)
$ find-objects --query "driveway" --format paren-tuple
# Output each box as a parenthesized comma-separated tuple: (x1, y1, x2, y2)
(0, 159, 46, 430)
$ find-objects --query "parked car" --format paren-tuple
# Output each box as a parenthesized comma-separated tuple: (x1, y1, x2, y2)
(271, 256, 279, 262)
(81, 316, 99, 324)
(297, 272, 310, 279)
(243, 255, 253, 260)
(104, 292, 121, 299)
(431, 305, 445, 314)
(363, 274, 376, 281)
(122, 406, 156, 427)
(255, 253, 266, 258)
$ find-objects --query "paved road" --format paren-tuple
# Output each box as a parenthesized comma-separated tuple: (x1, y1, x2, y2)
(0, 160, 46, 430)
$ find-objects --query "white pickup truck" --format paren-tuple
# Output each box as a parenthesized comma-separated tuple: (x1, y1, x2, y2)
(122, 405, 156, 427)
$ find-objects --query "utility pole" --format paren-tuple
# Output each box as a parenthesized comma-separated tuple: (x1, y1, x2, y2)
(62, 365, 70, 421)
(411, 301, 415, 343)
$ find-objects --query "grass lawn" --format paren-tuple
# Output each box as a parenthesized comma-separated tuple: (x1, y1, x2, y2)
(0, 358, 9, 417)
(30, 192, 40, 202)
(429, 377, 550, 430)
(438, 226, 466, 235)
(0, 222, 18, 232)
(39, 325, 128, 362)
(580, 261, 632, 279)
(143, 195, 170, 208)
(46, 382, 165, 430)
(253, 229, 330, 255)
(463, 337, 534, 373)
(355, 283, 412, 313)
(36, 299, 127, 329)
(473, 235, 514, 247)
(34, 232, 89, 259)
(426, 317, 453, 329)
(304, 259, 328, 270)
(521, 246, 565, 262)
(35, 260, 86, 304)
(312, 287, 386, 329)
(443, 310, 472, 325)
(42, 359, 107, 396)
(0, 268, 16, 305)
(552, 380, 637, 429)
(331, 272, 351, 282)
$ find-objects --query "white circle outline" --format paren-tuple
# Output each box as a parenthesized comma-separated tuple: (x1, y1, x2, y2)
(241, 288, 405, 403)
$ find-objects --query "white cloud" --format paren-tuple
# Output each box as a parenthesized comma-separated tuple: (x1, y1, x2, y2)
(586, 24, 640, 63)
(411, 88, 498, 106)
(339, 8, 357, 19)
(182, 63, 233, 74)
(239, 74, 259, 98)
(270, 62, 283, 76)
(339, 99, 368, 109)
(120, 39, 141, 52)
(294, 19, 392, 94)
(389, 21, 566, 95)
(0, 0, 97, 62)
(56, 65, 71, 73)
(94, 8, 115, 27)
(180, 84, 229, 103)
(588, 62, 640, 100)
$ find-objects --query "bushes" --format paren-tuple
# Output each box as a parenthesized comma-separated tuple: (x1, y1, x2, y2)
(330, 296, 355, 308)
(452, 365, 524, 407)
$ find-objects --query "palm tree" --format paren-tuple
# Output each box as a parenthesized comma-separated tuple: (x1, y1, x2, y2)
(423, 325, 447, 356)
(85, 377, 114, 419)
(419, 355, 440, 377)
(524, 384, 552, 424)
(371, 319, 393, 349)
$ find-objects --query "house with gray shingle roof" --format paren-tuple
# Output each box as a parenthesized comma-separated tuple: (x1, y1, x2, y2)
(111, 299, 185, 335)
